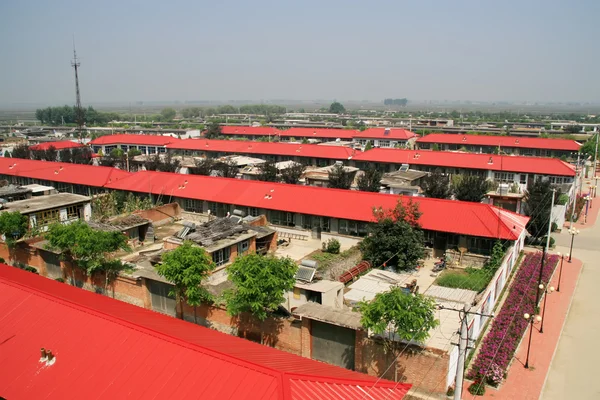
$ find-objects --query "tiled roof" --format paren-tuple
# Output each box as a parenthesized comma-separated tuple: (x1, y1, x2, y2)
(105, 171, 527, 240)
(29, 141, 85, 151)
(0, 265, 409, 400)
(416, 133, 581, 151)
(353, 148, 576, 177)
(168, 139, 355, 160)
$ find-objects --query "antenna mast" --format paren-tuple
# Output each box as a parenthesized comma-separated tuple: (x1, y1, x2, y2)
(72, 39, 84, 141)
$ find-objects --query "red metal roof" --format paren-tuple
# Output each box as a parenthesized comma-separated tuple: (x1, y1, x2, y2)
(0, 265, 409, 400)
(89, 134, 180, 147)
(105, 170, 527, 240)
(220, 126, 281, 136)
(29, 140, 85, 151)
(281, 127, 357, 140)
(354, 128, 416, 140)
(168, 139, 355, 160)
(353, 148, 576, 177)
(416, 133, 581, 151)
(0, 158, 132, 187)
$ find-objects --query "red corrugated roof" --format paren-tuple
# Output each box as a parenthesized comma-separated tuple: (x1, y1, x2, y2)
(29, 140, 85, 151)
(89, 134, 180, 146)
(220, 126, 281, 136)
(416, 133, 581, 151)
(354, 128, 416, 140)
(0, 158, 132, 187)
(0, 265, 409, 400)
(168, 139, 355, 160)
(353, 148, 576, 177)
(105, 170, 527, 240)
(281, 127, 357, 139)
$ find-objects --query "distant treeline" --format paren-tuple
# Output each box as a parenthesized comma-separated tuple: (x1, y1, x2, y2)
(35, 106, 120, 125)
(384, 98, 408, 106)
(181, 104, 286, 118)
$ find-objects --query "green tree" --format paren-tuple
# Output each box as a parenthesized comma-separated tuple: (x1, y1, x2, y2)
(60, 148, 73, 163)
(0, 211, 29, 248)
(328, 163, 353, 189)
(71, 147, 92, 164)
(31, 149, 45, 160)
(205, 122, 222, 139)
(224, 254, 297, 321)
(44, 145, 58, 162)
(10, 144, 30, 159)
(360, 287, 438, 371)
(257, 160, 279, 182)
(360, 199, 425, 271)
(453, 175, 491, 202)
(364, 140, 373, 151)
(160, 107, 177, 121)
(217, 158, 239, 178)
(329, 101, 346, 114)
(524, 179, 558, 239)
(357, 167, 383, 192)
(564, 125, 582, 133)
(157, 241, 215, 322)
(193, 157, 216, 176)
(45, 221, 130, 286)
(280, 162, 306, 184)
(580, 134, 598, 158)
(421, 168, 451, 199)
(432, 144, 440, 151)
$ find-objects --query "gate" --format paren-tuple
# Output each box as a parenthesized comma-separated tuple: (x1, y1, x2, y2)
(311, 320, 356, 370)
(148, 280, 176, 316)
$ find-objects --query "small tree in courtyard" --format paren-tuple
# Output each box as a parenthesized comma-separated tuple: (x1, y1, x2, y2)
(360, 199, 425, 271)
(453, 175, 491, 202)
(0, 211, 29, 249)
(157, 241, 215, 322)
(328, 163, 353, 189)
(357, 167, 383, 192)
(224, 254, 297, 321)
(257, 160, 279, 182)
(204, 122, 222, 139)
(524, 179, 559, 240)
(280, 162, 306, 184)
(421, 168, 451, 199)
(193, 157, 216, 176)
(10, 144, 30, 159)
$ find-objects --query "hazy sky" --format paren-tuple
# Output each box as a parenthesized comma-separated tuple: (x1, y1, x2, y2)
(1, 0, 599, 105)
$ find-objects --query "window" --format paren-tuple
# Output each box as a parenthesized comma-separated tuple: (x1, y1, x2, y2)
(212, 247, 231, 267)
(104, 145, 117, 153)
(493, 172, 515, 182)
(247, 207, 259, 217)
(270, 210, 295, 227)
(138, 146, 147, 154)
(158, 147, 167, 153)
(185, 199, 203, 213)
(238, 240, 249, 254)
(35, 209, 60, 227)
(208, 202, 218, 216)
(66, 205, 79, 219)
(148, 146, 157, 154)
(120, 145, 129, 151)
(379, 140, 391, 148)
(520, 174, 527, 184)
(92, 146, 102, 153)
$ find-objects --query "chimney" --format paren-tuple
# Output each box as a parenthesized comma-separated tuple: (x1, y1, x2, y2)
(47, 351, 54, 362)
(40, 348, 47, 360)
(488, 157, 494, 165)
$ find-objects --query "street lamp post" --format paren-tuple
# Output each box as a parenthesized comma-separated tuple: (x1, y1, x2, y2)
(568, 228, 579, 263)
(538, 284, 555, 334)
(556, 252, 568, 292)
(584, 195, 591, 224)
(523, 313, 542, 369)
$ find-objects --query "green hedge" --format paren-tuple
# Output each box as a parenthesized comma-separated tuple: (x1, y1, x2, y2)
(435, 268, 492, 293)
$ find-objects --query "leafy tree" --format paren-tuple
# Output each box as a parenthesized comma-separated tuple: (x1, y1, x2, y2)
(10, 144, 30, 159)
(224, 254, 297, 321)
(31, 149, 45, 160)
(301, 137, 309, 144)
(144, 153, 180, 173)
(71, 146, 92, 164)
(205, 122, 222, 139)
(44, 145, 58, 162)
(580, 134, 598, 158)
(364, 141, 373, 151)
(60, 148, 73, 163)
(453, 175, 491, 202)
(329, 101, 346, 114)
(157, 241, 215, 322)
(328, 163, 353, 189)
(357, 167, 383, 192)
(45, 221, 130, 285)
(217, 159, 239, 178)
(360, 199, 425, 271)
(564, 125, 582, 133)
(193, 157, 216, 176)
(0, 211, 29, 248)
(432, 144, 440, 151)
(280, 162, 306, 184)
(421, 168, 451, 199)
(524, 179, 558, 239)
(160, 107, 177, 121)
(257, 160, 279, 182)
(360, 287, 438, 347)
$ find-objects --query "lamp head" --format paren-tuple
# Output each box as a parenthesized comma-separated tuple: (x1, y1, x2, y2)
(524, 313, 530, 320)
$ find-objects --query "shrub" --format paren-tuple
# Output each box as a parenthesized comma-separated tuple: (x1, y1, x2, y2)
(435, 268, 492, 293)
(557, 193, 569, 206)
(468, 382, 486, 396)
(467, 252, 559, 384)
(551, 222, 558, 232)
(322, 238, 341, 254)
(55, 278, 65, 283)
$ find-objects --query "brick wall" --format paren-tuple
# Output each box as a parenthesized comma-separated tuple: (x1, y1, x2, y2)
(136, 203, 181, 225)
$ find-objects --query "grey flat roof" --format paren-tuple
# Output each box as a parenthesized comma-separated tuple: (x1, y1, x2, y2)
(293, 302, 363, 330)
(0, 193, 90, 214)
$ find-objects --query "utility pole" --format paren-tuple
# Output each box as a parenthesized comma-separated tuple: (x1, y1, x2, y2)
(594, 133, 598, 178)
(571, 153, 581, 228)
(546, 189, 556, 253)
(71, 39, 84, 142)
(454, 305, 470, 400)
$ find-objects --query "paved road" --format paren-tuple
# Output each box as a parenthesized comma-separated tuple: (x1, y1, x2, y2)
(541, 200, 600, 399)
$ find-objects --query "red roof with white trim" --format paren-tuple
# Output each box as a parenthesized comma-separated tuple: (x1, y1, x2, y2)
(29, 141, 85, 151)
(168, 139, 355, 160)
(0, 265, 410, 400)
(416, 133, 581, 151)
(220, 126, 281, 136)
(105, 170, 528, 240)
(353, 148, 576, 177)
(89, 134, 180, 147)
(280, 127, 357, 140)
(354, 128, 416, 140)
(0, 158, 132, 187)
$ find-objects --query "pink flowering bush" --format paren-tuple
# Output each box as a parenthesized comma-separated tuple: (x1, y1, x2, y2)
(467, 252, 559, 386)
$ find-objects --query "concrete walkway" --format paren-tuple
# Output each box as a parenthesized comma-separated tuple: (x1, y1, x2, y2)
(541, 191, 600, 400)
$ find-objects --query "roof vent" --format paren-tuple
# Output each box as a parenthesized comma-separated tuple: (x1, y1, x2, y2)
(462, 136, 467, 141)
(413, 152, 420, 159)
(384, 128, 391, 136)
(488, 157, 494, 165)
(515, 139, 520, 144)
